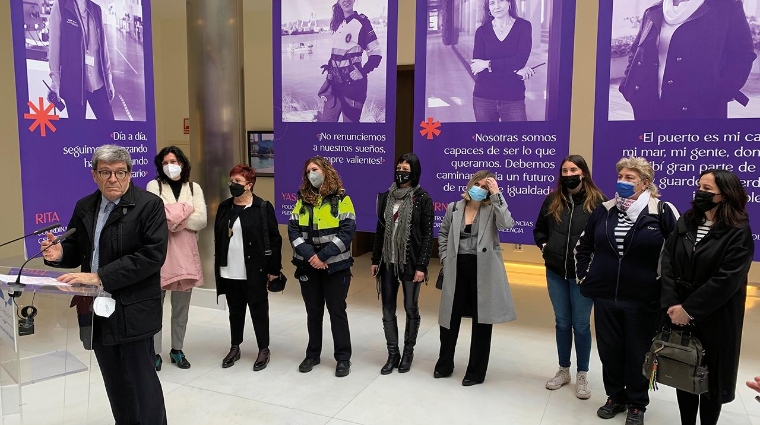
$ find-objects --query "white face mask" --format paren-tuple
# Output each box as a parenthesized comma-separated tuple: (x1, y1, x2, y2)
(93, 293, 115, 317)
(162, 164, 182, 181)
(308, 171, 324, 188)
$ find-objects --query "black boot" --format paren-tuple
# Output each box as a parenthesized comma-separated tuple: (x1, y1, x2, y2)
(398, 317, 420, 373)
(380, 318, 400, 375)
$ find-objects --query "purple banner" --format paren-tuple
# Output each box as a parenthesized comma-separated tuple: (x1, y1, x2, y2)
(273, 0, 398, 231)
(10, 0, 156, 257)
(593, 0, 760, 260)
(413, 0, 577, 243)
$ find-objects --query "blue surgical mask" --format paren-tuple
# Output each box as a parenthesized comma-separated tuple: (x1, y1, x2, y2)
(468, 185, 488, 202)
(616, 180, 636, 199)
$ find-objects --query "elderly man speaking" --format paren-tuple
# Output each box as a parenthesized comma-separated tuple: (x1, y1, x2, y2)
(42, 144, 168, 424)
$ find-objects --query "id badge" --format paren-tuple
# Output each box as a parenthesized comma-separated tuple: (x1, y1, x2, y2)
(85, 54, 95, 67)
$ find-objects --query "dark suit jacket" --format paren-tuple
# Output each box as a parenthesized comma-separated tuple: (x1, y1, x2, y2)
(619, 0, 756, 120)
(214, 195, 282, 299)
(48, 182, 168, 345)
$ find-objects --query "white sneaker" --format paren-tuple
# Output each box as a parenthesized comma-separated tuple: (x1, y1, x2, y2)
(575, 371, 591, 399)
(546, 367, 571, 390)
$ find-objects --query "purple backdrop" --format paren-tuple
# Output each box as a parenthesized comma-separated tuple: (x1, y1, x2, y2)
(413, 0, 577, 243)
(594, 1, 760, 260)
(273, 0, 398, 230)
(9, 0, 156, 258)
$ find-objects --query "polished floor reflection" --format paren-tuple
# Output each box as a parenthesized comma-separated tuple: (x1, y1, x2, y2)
(7, 252, 760, 424)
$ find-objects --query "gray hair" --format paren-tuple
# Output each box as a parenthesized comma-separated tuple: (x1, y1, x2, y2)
(92, 144, 132, 172)
(616, 156, 659, 198)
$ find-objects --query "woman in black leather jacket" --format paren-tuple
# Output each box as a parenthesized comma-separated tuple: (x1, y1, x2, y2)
(371, 153, 434, 375)
(533, 155, 605, 399)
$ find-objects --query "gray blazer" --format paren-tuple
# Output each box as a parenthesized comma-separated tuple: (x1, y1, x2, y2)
(438, 193, 517, 328)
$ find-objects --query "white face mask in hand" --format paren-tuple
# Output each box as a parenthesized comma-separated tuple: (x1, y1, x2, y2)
(93, 292, 115, 317)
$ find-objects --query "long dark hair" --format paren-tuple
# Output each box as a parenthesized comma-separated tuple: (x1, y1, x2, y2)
(396, 153, 422, 187)
(330, 3, 345, 32)
(684, 169, 748, 228)
(483, 0, 519, 21)
(547, 155, 605, 222)
(154, 145, 191, 184)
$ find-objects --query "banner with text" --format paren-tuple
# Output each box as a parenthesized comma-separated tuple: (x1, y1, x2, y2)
(273, 0, 398, 231)
(413, 0, 576, 243)
(594, 0, 760, 259)
(10, 0, 156, 258)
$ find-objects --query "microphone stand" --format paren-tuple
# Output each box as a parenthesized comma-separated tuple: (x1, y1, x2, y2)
(0, 223, 61, 248)
(10, 228, 75, 298)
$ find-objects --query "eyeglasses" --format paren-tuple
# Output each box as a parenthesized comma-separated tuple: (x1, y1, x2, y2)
(228, 180, 249, 186)
(97, 170, 129, 180)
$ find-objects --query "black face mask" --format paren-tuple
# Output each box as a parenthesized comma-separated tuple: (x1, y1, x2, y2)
(693, 190, 718, 213)
(229, 183, 246, 198)
(560, 175, 582, 190)
(395, 171, 412, 186)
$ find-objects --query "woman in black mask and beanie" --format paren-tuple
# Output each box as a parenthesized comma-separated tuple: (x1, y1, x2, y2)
(371, 153, 434, 374)
(533, 155, 605, 398)
(214, 165, 282, 371)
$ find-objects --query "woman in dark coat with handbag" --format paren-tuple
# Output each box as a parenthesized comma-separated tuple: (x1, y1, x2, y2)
(619, 0, 756, 120)
(214, 164, 282, 371)
(660, 169, 754, 425)
(370, 153, 434, 375)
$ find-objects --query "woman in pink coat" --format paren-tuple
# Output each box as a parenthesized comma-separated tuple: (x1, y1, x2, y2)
(146, 146, 207, 370)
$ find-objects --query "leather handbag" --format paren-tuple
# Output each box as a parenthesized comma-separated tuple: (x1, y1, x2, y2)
(642, 327, 708, 395)
(435, 269, 444, 290)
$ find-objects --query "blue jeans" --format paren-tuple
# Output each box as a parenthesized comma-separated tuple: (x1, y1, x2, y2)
(472, 96, 527, 122)
(546, 269, 593, 372)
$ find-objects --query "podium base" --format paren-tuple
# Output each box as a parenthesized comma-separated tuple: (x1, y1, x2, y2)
(1, 350, 87, 386)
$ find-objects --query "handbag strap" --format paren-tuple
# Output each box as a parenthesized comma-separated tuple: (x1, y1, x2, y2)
(261, 201, 272, 256)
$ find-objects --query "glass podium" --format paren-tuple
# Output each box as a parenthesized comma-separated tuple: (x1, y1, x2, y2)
(0, 266, 100, 425)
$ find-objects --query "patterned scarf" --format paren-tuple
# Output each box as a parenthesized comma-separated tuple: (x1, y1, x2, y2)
(382, 184, 415, 277)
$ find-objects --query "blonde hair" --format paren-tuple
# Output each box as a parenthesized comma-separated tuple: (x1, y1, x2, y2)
(616, 156, 659, 198)
(461, 170, 496, 205)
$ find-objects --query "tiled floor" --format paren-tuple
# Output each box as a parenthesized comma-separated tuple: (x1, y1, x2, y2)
(4, 252, 760, 424)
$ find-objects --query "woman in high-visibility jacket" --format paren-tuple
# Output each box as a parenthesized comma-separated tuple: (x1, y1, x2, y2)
(289, 156, 356, 377)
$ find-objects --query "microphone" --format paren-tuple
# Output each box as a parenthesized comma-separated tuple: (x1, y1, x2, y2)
(0, 223, 61, 248)
(9, 228, 76, 298)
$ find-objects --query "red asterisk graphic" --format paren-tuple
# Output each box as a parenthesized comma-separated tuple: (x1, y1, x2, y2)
(24, 97, 59, 137)
(419, 117, 441, 140)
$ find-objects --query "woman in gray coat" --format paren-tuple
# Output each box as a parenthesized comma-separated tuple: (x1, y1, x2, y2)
(434, 170, 517, 386)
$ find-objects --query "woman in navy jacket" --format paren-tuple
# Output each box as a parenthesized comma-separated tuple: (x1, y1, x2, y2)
(575, 157, 678, 425)
(660, 169, 753, 425)
(619, 0, 756, 120)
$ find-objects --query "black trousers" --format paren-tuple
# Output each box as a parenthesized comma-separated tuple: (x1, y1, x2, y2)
(435, 254, 493, 383)
(65, 85, 114, 120)
(300, 269, 352, 361)
(676, 390, 722, 425)
(380, 265, 421, 321)
(594, 297, 659, 410)
(93, 338, 167, 425)
(222, 276, 269, 348)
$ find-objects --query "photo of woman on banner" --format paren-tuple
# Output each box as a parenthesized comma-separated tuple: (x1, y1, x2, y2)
(19, 0, 148, 121)
(423, 0, 567, 122)
(471, 0, 534, 122)
(48, 0, 115, 120)
(316, 0, 383, 123)
(614, 0, 758, 120)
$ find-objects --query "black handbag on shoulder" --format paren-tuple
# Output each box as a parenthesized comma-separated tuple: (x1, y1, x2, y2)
(642, 327, 708, 395)
(260, 201, 287, 292)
